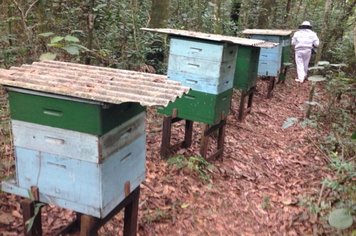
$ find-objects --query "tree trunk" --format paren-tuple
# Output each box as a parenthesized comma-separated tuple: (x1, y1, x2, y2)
(85, 0, 95, 65)
(213, 0, 222, 34)
(149, 0, 170, 28)
(315, 0, 332, 64)
(147, 0, 170, 69)
(354, 24, 356, 60)
(284, 0, 292, 24)
(257, 0, 275, 28)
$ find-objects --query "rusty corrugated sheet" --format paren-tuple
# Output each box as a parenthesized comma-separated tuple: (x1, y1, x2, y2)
(242, 29, 293, 36)
(141, 28, 278, 48)
(0, 61, 190, 107)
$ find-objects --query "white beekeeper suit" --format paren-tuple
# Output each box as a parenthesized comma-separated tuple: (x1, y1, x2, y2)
(292, 21, 320, 83)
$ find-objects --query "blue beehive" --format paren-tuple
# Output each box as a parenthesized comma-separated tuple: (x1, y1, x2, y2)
(242, 29, 292, 77)
(3, 96, 146, 218)
(167, 37, 238, 95)
(0, 61, 189, 219)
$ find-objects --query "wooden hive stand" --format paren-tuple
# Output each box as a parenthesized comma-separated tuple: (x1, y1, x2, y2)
(21, 186, 140, 236)
(160, 113, 226, 161)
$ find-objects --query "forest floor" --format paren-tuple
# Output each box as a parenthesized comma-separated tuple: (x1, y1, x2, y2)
(0, 69, 338, 235)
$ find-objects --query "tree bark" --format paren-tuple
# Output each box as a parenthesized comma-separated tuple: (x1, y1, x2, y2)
(315, 0, 332, 64)
(354, 23, 356, 60)
(149, 0, 170, 28)
(85, 0, 95, 65)
(257, 0, 275, 28)
(213, 0, 222, 34)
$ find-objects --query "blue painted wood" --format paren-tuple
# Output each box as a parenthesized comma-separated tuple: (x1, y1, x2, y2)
(258, 60, 281, 77)
(169, 37, 237, 62)
(167, 37, 237, 94)
(249, 34, 291, 77)
(11, 112, 145, 163)
(11, 135, 145, 218)
(259, 51, 280, 61)
(167, 70, 234, 94)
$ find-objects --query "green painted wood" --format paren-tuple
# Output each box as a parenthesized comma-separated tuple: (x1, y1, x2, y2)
(281, 45, 291, 63)
(157, 89, 233, 125)
(234, 46, 260, 91)
(8, 91, 145, 135)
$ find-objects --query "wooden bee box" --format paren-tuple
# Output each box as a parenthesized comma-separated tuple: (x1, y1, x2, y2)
(167, 37, 237, 94)
(234, 45, 261, 91)
(245, 33, 291, 77)
(7, 89, 145, 135)
(3, 112, 146, 218)
(157, 89, 233, 125)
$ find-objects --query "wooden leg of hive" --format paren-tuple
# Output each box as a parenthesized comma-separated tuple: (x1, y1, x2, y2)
(123, 187, 140, 236)
(183, 120, 193, 148)
(200, 124, 210, 158)
(80, 215, 99, 236)
(21, 199, 43, 236)
(238, 91, 247, 122)
(216, 120, 226, 160)
(160, 116, 172, 158)
(247, 87, 255, 113)
(267, 76, 275, 98)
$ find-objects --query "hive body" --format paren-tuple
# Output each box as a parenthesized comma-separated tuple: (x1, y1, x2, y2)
(250, 34, 291, 77)
(234, 45, 261, 91)
(2, 90, 146, 218)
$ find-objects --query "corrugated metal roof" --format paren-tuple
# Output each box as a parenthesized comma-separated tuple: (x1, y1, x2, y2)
(0, 61, 190, 107)
(141, 28, 278, 48)
(242, 29, 293, 36)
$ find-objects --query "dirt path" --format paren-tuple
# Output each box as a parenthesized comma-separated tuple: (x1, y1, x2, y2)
(0, 71, 331, 235)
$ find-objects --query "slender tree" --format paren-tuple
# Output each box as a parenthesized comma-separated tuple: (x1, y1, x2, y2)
(315, 0, 332, 64)
(149, 0, 170, 28)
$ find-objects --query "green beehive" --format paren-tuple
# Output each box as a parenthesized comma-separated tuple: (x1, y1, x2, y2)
(234, 45, 261, 91)
(157, 89, 233, 125)
(8, 90, 145, 135)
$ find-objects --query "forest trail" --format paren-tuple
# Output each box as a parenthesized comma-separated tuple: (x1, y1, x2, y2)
(0, 69, 331, 235)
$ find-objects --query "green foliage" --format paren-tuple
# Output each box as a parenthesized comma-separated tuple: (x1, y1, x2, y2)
(167, 155, 213, 183)
(328, 208, 353, 230)
(282, 117, 298, 129)
(39, 32, 88, 59)
(143, 208, 171, 224)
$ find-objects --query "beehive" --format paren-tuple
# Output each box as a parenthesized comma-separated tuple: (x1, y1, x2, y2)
(167, 37, 237, 95)
(234, 45, 261, 91)
(157, 89, 233, 125)
(242, 29, 292, 78)
(142, 28, 276, 124)
(0, 61, 189, 218)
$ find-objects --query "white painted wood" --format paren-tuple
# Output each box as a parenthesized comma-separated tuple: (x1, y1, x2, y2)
(9, 135, 146, 218)
(11, 112, 145, 163)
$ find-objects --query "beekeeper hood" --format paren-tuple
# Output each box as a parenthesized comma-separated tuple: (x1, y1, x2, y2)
(299, 21, 312, 29)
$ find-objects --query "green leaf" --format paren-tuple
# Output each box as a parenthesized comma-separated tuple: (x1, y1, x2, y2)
(305, 101, 322, 107)
(39, 53, 56, 61)
(64, 35, 80, 43)
(282, 117, 298, 129)
(38, 32, 55, 37)
(351, 132, 356, 140)
(62, 45, 80, 55)
(317, 61, 330, 66)
(308, 75, 326, 82)
(328, 208, 353, 230)
(50, 36, 64, 44)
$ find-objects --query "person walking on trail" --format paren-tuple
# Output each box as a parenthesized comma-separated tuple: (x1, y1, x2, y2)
(292, 21, 320, 83)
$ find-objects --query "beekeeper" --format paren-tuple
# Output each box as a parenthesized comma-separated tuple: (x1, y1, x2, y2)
(291, 21, 320, 83)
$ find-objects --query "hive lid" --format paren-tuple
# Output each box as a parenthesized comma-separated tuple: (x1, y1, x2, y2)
(0, 60, 190, 107)
(141, 28, 278, 48)
(242, 29, 293, 36)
